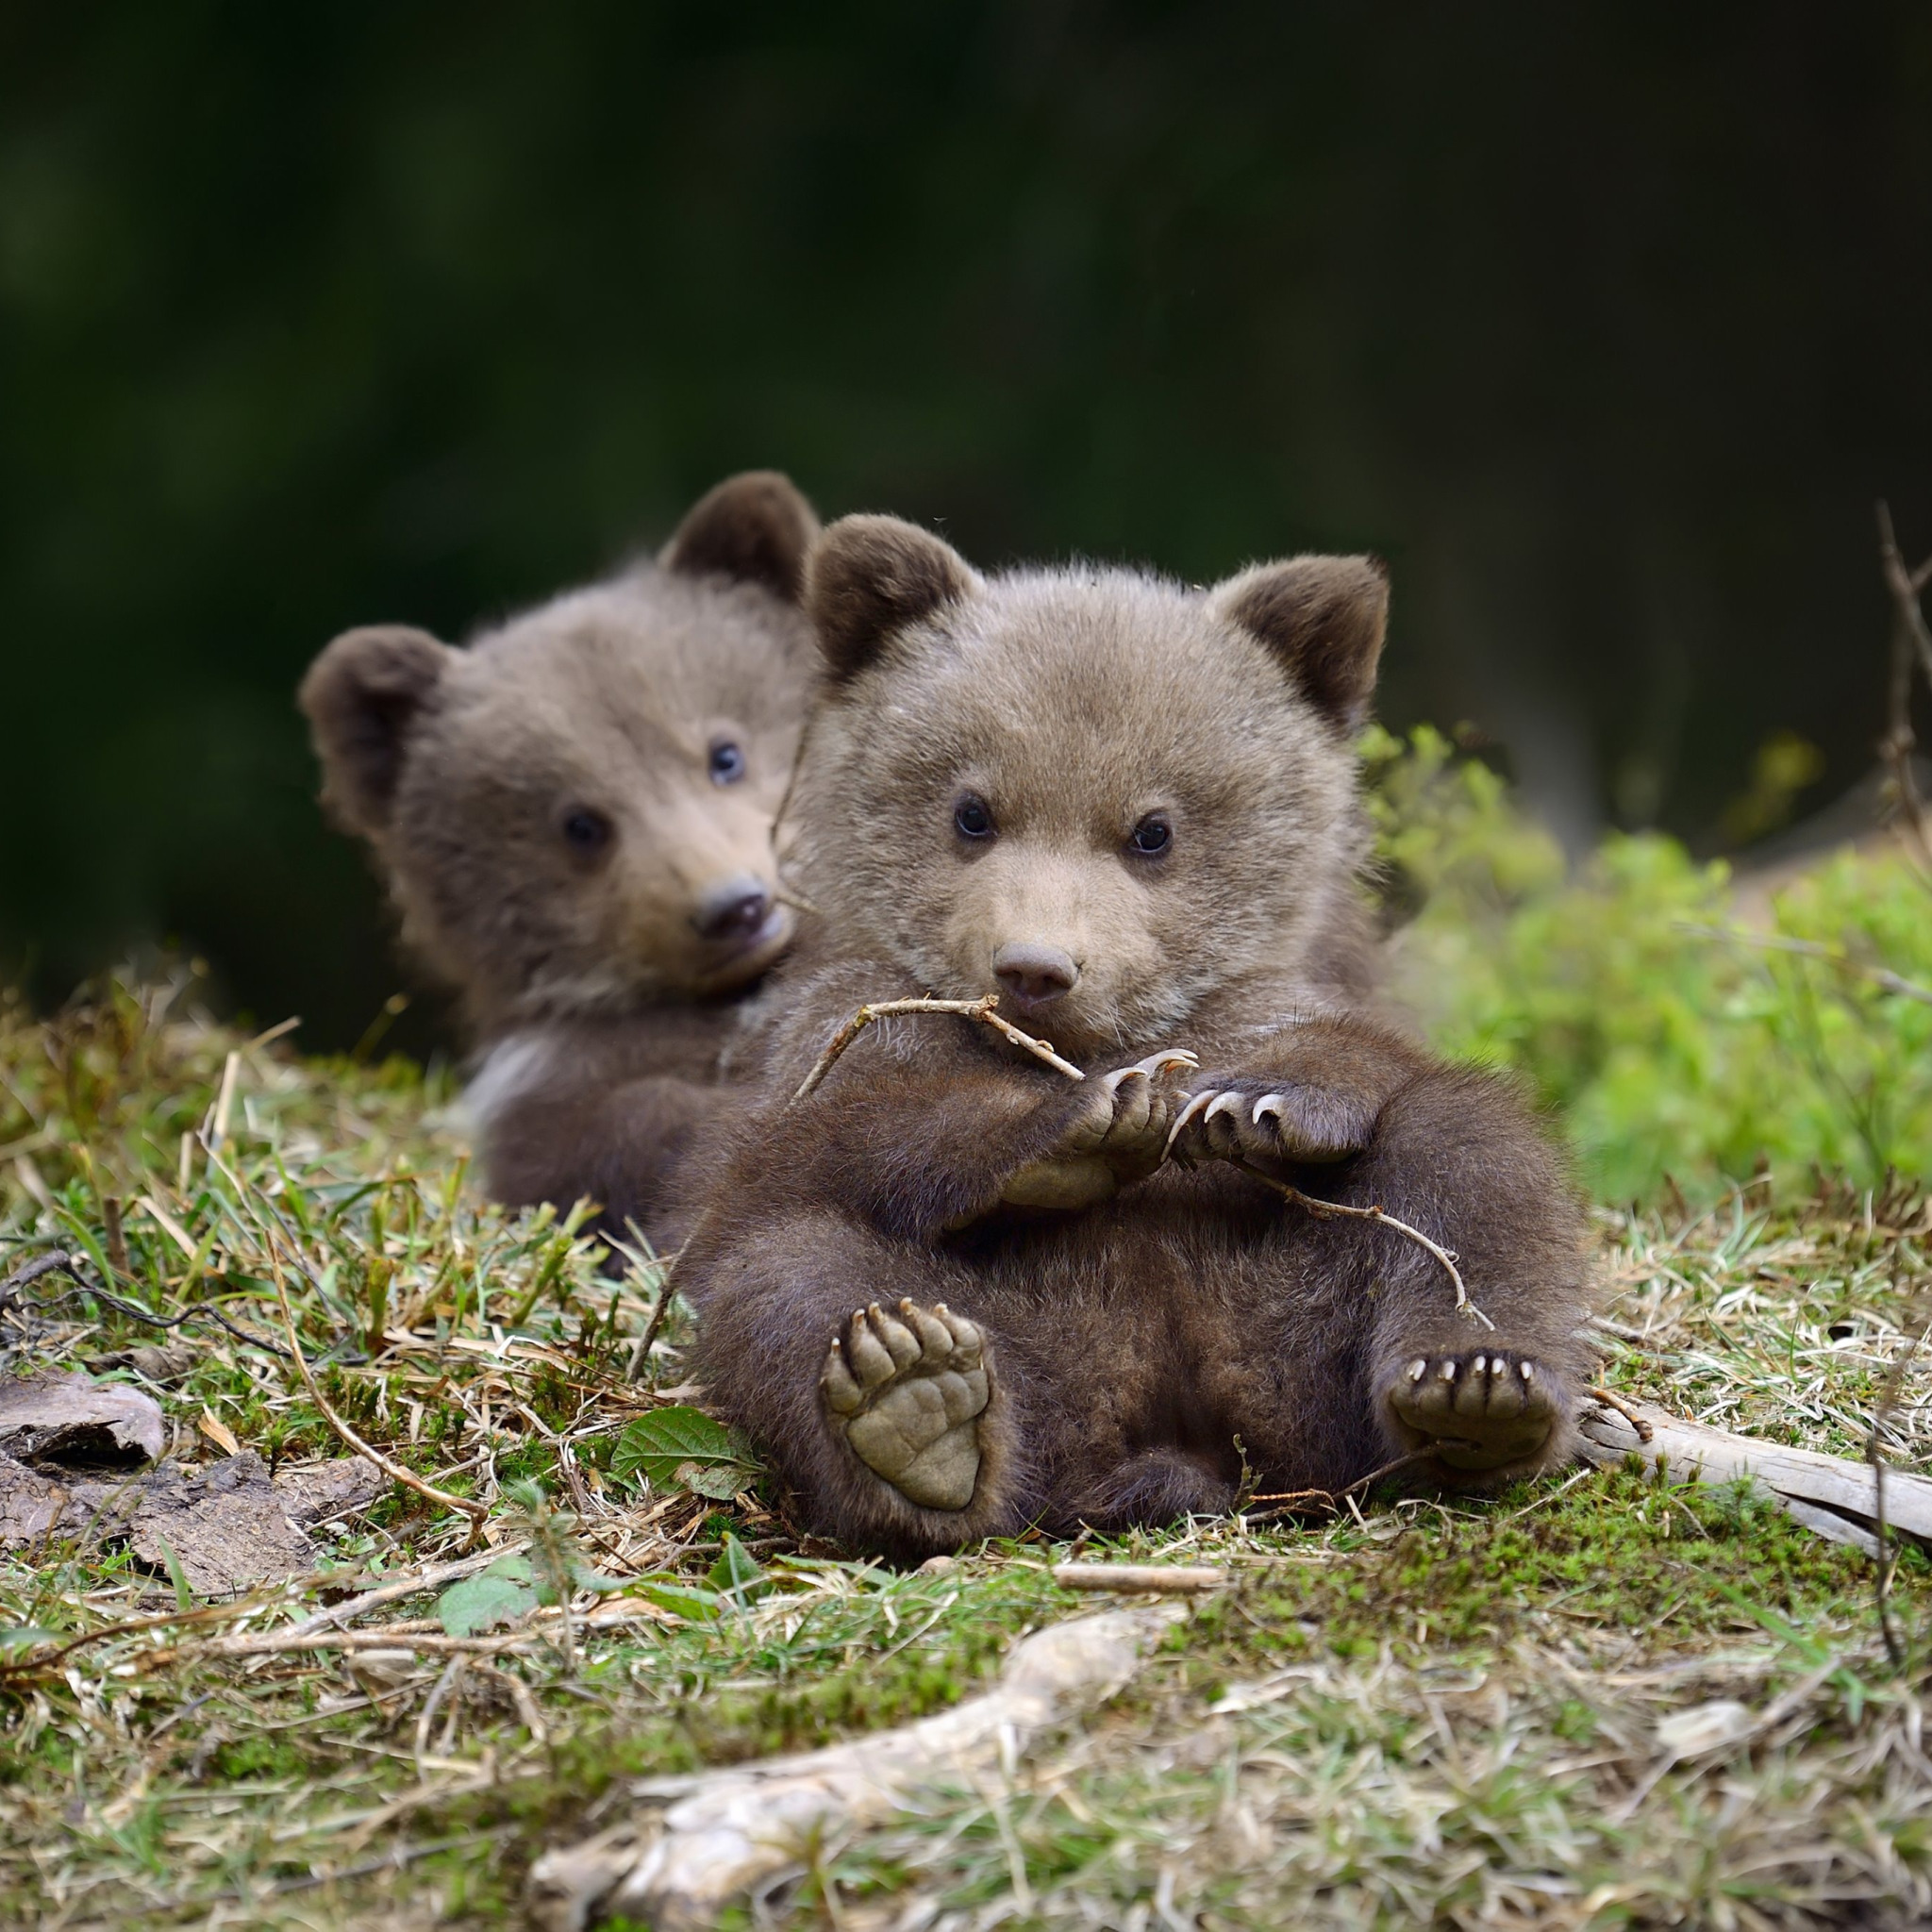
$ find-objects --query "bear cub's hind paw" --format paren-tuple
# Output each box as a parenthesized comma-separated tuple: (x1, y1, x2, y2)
(823, 1301, 990, 1510)
(1386, 1351, 1559, 1474)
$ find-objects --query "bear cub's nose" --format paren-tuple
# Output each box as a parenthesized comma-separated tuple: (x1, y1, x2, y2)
(693, 876, 772, 943)
(992, 941, 1079, 1009)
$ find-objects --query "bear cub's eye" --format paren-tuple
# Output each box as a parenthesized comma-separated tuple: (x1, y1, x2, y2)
(1128, 813, 1172, 857)
(708, 739, 747, 785)
(561, 808, 613, 855)
(954, 794, 995, 841)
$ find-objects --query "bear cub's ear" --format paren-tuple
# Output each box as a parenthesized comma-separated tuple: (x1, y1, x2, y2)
(298, 625, 454, 837)
(1210, 555, 1390, 733)
(660, 471, 821, 604)
(806, 514, 981, 681)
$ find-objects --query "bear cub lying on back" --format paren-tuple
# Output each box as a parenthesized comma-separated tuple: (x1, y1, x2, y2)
(300, 472, 818, 1246)
(676, 515, 1592, 1556)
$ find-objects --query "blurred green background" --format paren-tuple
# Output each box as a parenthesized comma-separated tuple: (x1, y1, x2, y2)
(5, 3, 1931, 1054)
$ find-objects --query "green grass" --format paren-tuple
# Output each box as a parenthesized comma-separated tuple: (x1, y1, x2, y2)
(3, 850, 1932, 1925)
(1368, 724, 1932, 1201)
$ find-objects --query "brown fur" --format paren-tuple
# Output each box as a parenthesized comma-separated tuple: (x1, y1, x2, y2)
(299, 472, 821, 1244)
(676, 518, 1593, 1557)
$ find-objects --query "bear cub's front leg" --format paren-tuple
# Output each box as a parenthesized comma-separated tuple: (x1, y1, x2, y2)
(1174, 1060, 1577, 1481)
(821, 1300, 990, 1509)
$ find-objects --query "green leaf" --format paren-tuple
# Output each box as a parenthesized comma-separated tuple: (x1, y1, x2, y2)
(439, 1555, 538, 1636)
(1713, 1582, 1830, 1665)
(610, 1406, 759, 1497)
(151, 1534, 194, 1611)
(628, 1577, 724, 1621)
(568, 1555, 629, 1593)
(679, 1459, 747, 1501)
(0, 1625, 59, 1656)
(706, 1532, 767, 1607)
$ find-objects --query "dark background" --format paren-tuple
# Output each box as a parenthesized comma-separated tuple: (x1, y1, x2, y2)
(5, 3, 1931, 1053)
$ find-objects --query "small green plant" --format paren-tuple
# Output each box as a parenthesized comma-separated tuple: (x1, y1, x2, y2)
(611, 1404, 762, 1500)
(1367, 725, 1932, 1197)
(437, 1555, 541, 1636)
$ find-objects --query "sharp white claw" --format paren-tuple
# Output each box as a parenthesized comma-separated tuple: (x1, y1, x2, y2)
(1164, 1089, 1217, 1152)
(1520, 1361, 1535, 1382)
(1204, 1091, 1244, 1124)
(1472, 1355, 1488, 1374)
(1438, 1360, 1457, 1381)
(1252, 1093, 1286, 1125)
(1406, 1358, 1427, 1383)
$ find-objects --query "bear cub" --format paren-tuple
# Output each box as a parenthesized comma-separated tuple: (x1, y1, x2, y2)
(675, 515, 1593, 1556)
(300, 471, 819, 1246)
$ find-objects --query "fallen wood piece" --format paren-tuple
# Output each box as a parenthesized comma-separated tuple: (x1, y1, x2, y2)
(275, 1457, 386, 1529)
(0, 1449, 384, 1592)
(129, 1453, 323, 1593)
(0, 1368, 165, 1465)
(167, 1627, 536, 1664)
(1052, 1562, 1226, 1593)
(1576, 1397, 1932, 1548)
(184, 1595, 675, 1664)
(525, 1605, 1182, 1932)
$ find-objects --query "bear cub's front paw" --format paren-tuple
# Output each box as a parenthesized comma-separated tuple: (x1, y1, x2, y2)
(1167, 1075, 1377, 1172)
(822, 1300, 990, 1510)
(1384, 1351, 1560, 1473)
(1001, 1050, 1198, 1209)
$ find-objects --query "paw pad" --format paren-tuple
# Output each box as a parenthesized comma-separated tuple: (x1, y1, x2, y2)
(822, 1300, 990, 1510)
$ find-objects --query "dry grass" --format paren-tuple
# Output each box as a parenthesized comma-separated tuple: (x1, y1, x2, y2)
(2, 974, 1930, 1929)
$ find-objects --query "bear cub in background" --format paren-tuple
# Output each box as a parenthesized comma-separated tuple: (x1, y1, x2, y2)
(675, 515, 1593, 1557)
(300, 471, 818, 1247)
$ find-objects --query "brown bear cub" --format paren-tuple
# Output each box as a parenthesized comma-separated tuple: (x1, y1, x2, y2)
(300, 472, 819, 1247)
(675, 516, 1593, 1557)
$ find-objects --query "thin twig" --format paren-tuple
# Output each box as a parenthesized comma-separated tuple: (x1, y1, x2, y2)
(1676, 923, 1932, 1008)
(279, 1543, 525, 1641)
(160, 1627, 536, 1664)
(1052, 1563, 1224, 1593)
(182, 1595, 674, 1666)
(0, 1585, 331, 1679)
(267, 1249, 488, 1537)
(1236, 1160, 1493, 1329)
(1876, 500, 1932, 871)
(1867, 1305, 1931, 1671)
(0, 1251, 77, 1297)
(1591, 1385, 1656, 1443)
(791, 993, 1085, 1103)
(0, 1544, 513, 1679)
(101, 1196, 128, 1278)
(413, 1655, 468, 1772)
(1244, 1486, 1340, 1512)
(1247, 1447, 1454, 1519)
(628, 1274, 676, 1384)
(0, 1248, 292, 1357)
